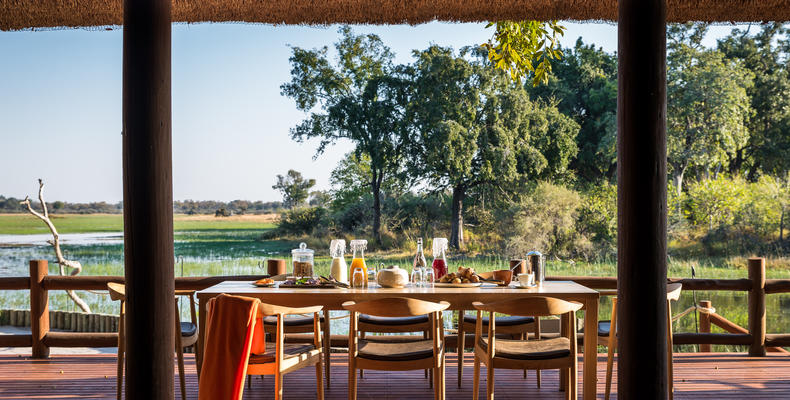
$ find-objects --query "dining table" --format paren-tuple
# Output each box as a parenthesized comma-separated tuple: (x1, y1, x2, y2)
(196, 280, 600, 400)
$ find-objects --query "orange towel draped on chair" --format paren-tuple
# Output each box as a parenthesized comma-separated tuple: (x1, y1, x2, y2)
(198, 293, 265, 400)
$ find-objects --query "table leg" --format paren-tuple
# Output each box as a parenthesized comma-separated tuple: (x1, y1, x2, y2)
(197, 297, 207, 379)
(323, 309, 331, 388)
(583, 296, 599, 400)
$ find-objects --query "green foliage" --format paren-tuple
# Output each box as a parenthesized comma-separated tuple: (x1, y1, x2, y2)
(686, 176, 748, 230)
(577, 183, 617, 257)
(277, 207, 327, 236)
(498, 182, 588, 258)
(482, 20, 566, 86)
(272, 169, 316, 209)
(667, 23, 754, 194)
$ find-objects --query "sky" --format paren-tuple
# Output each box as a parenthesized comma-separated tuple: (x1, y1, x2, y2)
(0, 21, 746, 203)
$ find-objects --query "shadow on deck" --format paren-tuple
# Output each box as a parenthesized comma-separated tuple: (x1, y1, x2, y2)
(1, 353, 789, 399)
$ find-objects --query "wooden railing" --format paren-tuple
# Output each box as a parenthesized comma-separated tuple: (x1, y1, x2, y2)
(1, 257, 789, 358)
(0, 260, 264, 358)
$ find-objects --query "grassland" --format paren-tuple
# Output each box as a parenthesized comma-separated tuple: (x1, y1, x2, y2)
(0, 213, 277, 235)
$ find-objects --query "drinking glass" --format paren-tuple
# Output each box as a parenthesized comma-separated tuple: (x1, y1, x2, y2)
(352, 267, 366, 289)
(410, 267, 423, 287)
(423, 268, 435, 288)
(367, 263, 380, 286)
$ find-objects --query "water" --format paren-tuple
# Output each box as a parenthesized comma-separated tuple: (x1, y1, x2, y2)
(2, 231, 790, 346)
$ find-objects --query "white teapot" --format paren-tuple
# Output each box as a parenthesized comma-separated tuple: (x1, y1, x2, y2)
(376, 265, 409, 288)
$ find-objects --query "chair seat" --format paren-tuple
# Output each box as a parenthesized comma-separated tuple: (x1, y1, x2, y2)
(249, 343, 317, 364)
(463, 315, 535, 327)
(361, 334, 432, 343)
(180, 322, 197, 337)
(359, 314, 429, 326)
(357, 338, 435, 361)
(579, 320, 612, 337)
(262, 315, 324, 326)
(478, 337, 571, 360)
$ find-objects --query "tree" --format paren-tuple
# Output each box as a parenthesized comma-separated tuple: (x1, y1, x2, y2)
(718, 24, 790, 178)
(667, 23, 754, 196)
(272, 169, 316, 209)
(281, 26, 411, 245)
(528, 38, 618, 183)
(410, 46, 579, 248)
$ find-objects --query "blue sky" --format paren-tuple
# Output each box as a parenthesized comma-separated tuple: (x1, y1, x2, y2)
(0, 22, 743, 203)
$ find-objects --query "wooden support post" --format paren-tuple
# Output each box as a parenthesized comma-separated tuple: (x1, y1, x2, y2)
(699, 300, 711, 352)
(748, 257, 766, 356)
(30, 260, 50, 358)
(616, 0, 667, 398)
(122, 0, 174, 398)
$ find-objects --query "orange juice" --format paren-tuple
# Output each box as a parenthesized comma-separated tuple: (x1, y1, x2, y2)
(350, 257, 368, 287)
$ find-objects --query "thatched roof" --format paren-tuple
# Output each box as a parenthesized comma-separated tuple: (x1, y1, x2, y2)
(1, 0, 789, 31)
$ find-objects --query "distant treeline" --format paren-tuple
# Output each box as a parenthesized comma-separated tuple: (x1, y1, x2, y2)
(0, 196, 282, 215)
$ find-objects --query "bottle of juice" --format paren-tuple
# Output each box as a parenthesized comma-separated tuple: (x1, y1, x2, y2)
(431, 237, 448, 279)
(349, 239, 368, 288)
(329, 239, 348, 284)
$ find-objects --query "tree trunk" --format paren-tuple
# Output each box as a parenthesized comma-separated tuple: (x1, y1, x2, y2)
(450, 185, 466, 250)
(673, 168, 685, 197)
(780, 206, 785, 242)
(371, 176, 382, 246)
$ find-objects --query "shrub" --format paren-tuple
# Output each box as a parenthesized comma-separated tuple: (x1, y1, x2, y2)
(278, 207, 327, 236)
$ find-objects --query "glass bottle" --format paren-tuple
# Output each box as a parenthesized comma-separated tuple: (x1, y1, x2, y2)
(431, 237, 449, 279)
(349, 239, 368, 288)
(412, 238, 427, 287)
(329, 239, 348, 284)
(291, 242, 314, 278)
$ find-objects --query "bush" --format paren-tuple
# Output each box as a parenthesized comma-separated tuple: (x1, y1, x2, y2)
(577, 183, 617, 258)
(278, 207, 328, 236)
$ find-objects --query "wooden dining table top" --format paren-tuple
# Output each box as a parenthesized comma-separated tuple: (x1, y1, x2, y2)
(197, 280, 598, 309)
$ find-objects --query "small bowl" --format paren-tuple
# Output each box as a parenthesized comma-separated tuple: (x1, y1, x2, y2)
(492, 269, 513, 286)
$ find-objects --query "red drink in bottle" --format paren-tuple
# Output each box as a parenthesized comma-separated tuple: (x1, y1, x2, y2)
(432, 258, 447, 279)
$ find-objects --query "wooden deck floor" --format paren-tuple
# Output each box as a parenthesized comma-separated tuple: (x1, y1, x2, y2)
(1, 353, 789, 399)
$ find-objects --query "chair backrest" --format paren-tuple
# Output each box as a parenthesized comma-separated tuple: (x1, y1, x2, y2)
(667, 282, 683, 301)
(256, 303, 323, 317)
(473, 296, 582, 317)
(107, 282, 126, 302)
(342, 297, 450, 317)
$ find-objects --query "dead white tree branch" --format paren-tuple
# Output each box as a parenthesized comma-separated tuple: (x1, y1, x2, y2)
(21, 179, 91, 313)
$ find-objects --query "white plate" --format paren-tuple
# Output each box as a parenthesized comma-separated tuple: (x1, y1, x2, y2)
(433, 282, 483, 288)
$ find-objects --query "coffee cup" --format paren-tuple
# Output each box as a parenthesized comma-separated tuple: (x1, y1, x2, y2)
(517, 272, 535, 288)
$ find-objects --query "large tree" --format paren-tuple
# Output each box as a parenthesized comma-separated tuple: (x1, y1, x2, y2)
(410, 46, 579, 248)
(667, 23, 754, 196)
(718, 23, 790, 178)
(528, 38, 618, 184)
(281, 27, 411, 245)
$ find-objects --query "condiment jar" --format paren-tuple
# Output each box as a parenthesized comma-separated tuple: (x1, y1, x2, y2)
(292, 242, 314, 278)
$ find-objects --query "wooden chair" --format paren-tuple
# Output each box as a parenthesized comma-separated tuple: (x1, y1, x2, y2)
(248, 303, 325, 400)
(458, 270, 541, 387)
(108, 283, 199, 400)
(261, 310, 332, 387)
(357, 312, 432, 383)
(602, 283, 683, 400)
(472, 297, 582, 400)
(344, 297, 450, 400)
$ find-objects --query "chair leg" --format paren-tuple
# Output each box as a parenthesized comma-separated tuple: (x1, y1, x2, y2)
(116, 305, 124, 400)
(274, 372, 283, 400)
(349, 358, 357, 400)
(424, 330, 432, 388)
(359, 331, 365, 379)
(433, 365, 440, 400)
(535, 318, 542, 388)
(486, 362, 494, 400)
(570, 353, 579, 399)
(472, 356, 481, 400)
(560, 368, 568, 392)
(458, 312, 465, 387)
(174, 304, 185, 400)
(316, 358, 325, 400)
(521, 333, 527, 379)
(606, 297, 618, 400)
(565, 367, 572, 400)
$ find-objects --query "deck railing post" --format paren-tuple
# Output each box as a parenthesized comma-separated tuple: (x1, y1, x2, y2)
(748, 257, 766, 356)
(699, 300, 711, 352)
(30, 260, 50, 358)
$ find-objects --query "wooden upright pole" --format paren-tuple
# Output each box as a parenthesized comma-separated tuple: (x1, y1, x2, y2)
(122, 0, 174, 398)
(748, 257, 766, 356)
(617, 0, 668, 398)
(30, 260, 50, 359)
